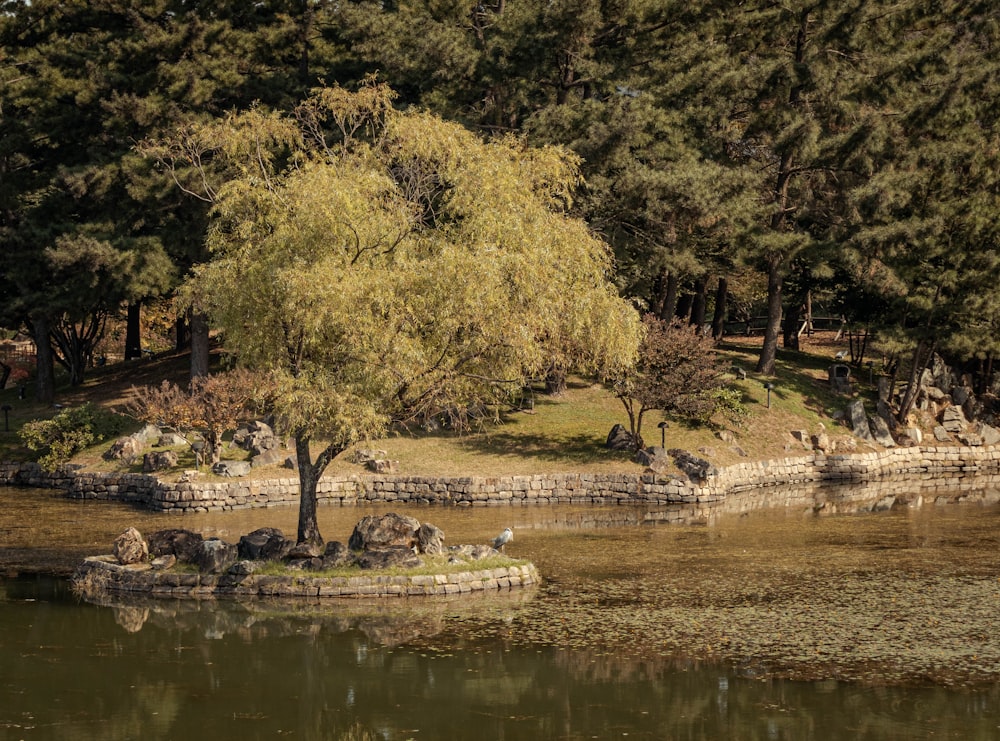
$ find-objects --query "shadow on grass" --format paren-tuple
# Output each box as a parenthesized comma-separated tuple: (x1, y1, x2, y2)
(455, 429, 632, 466)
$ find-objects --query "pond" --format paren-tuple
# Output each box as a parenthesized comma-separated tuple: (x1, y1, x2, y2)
(2, 482, 1000, 739)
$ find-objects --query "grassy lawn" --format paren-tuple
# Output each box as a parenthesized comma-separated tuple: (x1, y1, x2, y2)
(0, 331, 885, 480)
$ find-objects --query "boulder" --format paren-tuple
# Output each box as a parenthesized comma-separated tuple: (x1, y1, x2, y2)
(156, 433, 187, 447)
(351, 448, 388, 465)
(717, 429, 737, 444)
(238, 528, 294, 561)
(635, 446, 671, 472)
(357, 546, 422, 570)
(605, 423, 633, 451)
(868, 414, 896, 447)
(142, 450, 178, 472)
(366, 459, 399, 474)
(977, 423, 1000, 446)
(667, 449, 717, 483)
(933, 426, 952, 442)
(112, 527, 148, 565)
(251, 448, 294, 469)
(212, 460, 252, 477)
(415, 523, 445, 555)
(150, 554, 176, 570)
(195, 538, 238, 574)
(951, 386, 972, 407)
(448, 544, 497, 561)
(902, 427, 923, 445)
(957, 433, 984, 447)
(147, 529, 205, 563)
(349, 513, 421, 551)
(847, 400, 875, 442)
(940, 405, 967, 434)
(321, 541, 355, 568)
(287, 541, 325, 559)
(103, 435, 144, 463)
(132, 424, 162, 443)
(811, 431, 831, 452)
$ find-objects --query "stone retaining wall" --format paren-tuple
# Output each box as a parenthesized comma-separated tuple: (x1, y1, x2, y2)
(74, 556, 539, 599)
(3, 443, 1000, 513)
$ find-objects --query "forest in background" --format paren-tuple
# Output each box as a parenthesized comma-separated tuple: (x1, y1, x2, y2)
(1, 0, 998, 420)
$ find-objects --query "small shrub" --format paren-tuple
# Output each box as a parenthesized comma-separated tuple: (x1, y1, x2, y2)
(20, 404, 111, 471)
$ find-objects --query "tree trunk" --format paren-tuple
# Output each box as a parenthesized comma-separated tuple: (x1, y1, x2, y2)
(175, 312, 189, 352)
(293, 434, 348, 548)
(756, 256, 783, 375)
(30, 316, 55, 404)
(783, 297, 801, 351)
(294, 433, 324, 547)
(896, 339, 935, 424)
(689, 276, 707, 333)
(675, 293, 693, 322)
(545, 365, 567, 396)
(658, 271, 679, 322)
(190, 310, 210, 379)
(711, 276, 728, 340)
(124, 302, 142, 360)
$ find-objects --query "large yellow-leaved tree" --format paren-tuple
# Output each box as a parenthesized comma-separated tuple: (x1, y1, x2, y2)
(161, 82, 641, 548)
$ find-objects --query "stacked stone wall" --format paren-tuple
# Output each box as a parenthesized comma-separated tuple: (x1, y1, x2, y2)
(3, 444, 1000, 513)
(74, 556, 539, 599)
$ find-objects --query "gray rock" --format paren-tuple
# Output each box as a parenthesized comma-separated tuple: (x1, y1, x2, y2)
(351, 448, 388, 465)
(868, 414, 896, 447)
(238, 528, 294, 561)
(448, 544, 497, 560)
(730, 445, 749, 457)
(978, 423, 1000, 446)
(132, 424, 162, 443)
(717, 429, 737, 444)
(366, 459, 399, 474)
(605, 423, 634, 451)
(321, 541, 355, 568)
(811, 432, 831, 452)
(150, 554, 176, 570)
(957, 433, 984, 447)
(156, 433, 187, 447)
(251, 448, 293, 469)
(357, 546, 422, 570)
(195, 538, 238, 574)
(147, 529, 204, 563)
(415, 523, 445, 555)
(847, 400, 875, 441)
(228, 560, 258, 575)
(902, 427, 923, 445)
(951, 386, 972, 406)
(113, 527, 148, 565)
(142, 450, 178, 472)
(349, 512, 421, 551)
(212, 460, 252, 477)
(667, 449, 717, 483)
(103, 435, 144, 463)
(288, 541, 325, 559)
(635, 446, 671, 472)
(933, 426, 952, 442)
(924, 386, 947, 402)
(940, 405, 967, 433)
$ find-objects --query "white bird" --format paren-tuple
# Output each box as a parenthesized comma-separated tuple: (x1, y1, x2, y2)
(493, 527, 513, 552)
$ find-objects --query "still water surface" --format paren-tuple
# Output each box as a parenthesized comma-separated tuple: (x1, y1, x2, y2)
(2, 484, 1000, 740)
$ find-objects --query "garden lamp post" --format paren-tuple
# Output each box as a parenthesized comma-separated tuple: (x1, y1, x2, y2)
(764, 382, 775, 409)
(866, 360, 875, 384)
(658, 421, 669, 448)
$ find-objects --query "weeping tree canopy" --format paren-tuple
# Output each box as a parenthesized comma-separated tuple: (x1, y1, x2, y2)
(174, 82, 641, 545)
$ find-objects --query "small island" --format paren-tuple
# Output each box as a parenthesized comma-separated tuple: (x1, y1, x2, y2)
(73, 512, 538, 600)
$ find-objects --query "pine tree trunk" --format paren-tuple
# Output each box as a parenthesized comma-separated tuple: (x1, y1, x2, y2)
(124, 302, 142, 360)
(675, 293, 693, 322)
(711, 276, 728, 340)
(175, 312, 189, 352)
(689, 276, 707, 333)
(658, 272, 679, 322)
(756, 256, 783, 375)
(783, 298, 801, 351)
(31, 316, 55, 404)
(190, 310, 210, 379)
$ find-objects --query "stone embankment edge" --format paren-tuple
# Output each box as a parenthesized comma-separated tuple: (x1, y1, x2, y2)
(3, 444, 999, 512)
(74, 556, 539, 599)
